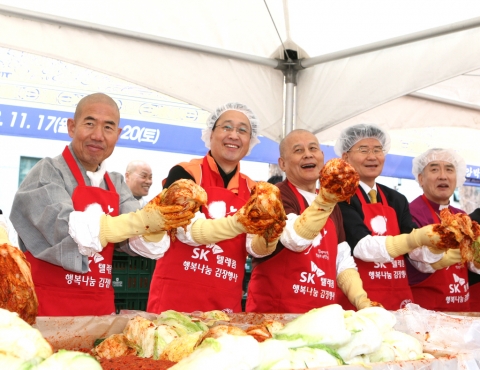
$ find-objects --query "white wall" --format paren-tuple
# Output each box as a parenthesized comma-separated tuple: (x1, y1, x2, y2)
(0, 135, 270, 219)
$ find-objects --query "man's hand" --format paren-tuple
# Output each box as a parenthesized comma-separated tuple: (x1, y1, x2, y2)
(319, 158, 360, 203)
(431, 248, 462, 270)
(386, 225, 459, 258)
(235, 182, 287, 242)
(337, 268, 372, 311)
(250, 234, 279, 257)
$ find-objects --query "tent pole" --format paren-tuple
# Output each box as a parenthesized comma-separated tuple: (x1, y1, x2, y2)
(299, 15, 480, 69)
(284, 68, 297, 137)
(409, 92, 480, 111)
(0, 5, 280, 69)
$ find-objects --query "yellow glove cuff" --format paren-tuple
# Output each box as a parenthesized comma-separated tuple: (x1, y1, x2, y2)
(337, 268, 370, 310)
(99, 209, 166, 247)
(250, 235, 278, 257)
(191, 215, 246, 245)
(385, 234, 412, 258)
(293, 194, 335, 240)
(0, 227, 9, 244)
(431, 249, 461, 270)
(143, 231, 167, 243)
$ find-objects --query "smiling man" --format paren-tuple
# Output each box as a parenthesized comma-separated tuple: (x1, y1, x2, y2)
(246, 129, 375, 313)
(125, 160, 153, 207)
(406, 148, 479, 312)
(147, 102, 283, 314)
(334, 124, 458, 310)
(9, 93, 175, 316)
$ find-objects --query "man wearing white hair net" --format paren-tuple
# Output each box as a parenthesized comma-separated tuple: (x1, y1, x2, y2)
(407, 148, 480, 312)
(147, 102, 283, 314)
(334, 124, 460, 311)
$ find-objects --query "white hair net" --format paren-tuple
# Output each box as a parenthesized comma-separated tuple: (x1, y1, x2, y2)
(334, 123, 391, 156)
(412, 148, 467, 187)
(201, 102, 260, 155)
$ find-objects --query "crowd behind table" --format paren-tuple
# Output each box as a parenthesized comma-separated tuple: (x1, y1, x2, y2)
(2, 91, 480, 318)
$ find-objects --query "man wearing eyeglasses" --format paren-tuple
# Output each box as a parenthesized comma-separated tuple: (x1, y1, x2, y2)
(147, 102, 283, 314)
(125, 160, 153, 207)
(334, 124, 459, 310)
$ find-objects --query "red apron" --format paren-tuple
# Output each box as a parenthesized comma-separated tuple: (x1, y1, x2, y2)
(147, 156, 250, 313)
(410, 195, 470, 312)
(469, 283, 480, 312)
(25, 146, 119, 316)
(246, 181, 338, 313)
(338, 186, 414, 310)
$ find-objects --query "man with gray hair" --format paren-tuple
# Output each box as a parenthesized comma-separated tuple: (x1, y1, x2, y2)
(147, 102, 284, 314)
(407, 148, 480, 312)
(125, 160, 153, 207)
(335, 124, 460, 310)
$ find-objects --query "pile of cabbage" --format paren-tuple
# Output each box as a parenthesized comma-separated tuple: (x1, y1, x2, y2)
(0, 308, 101, 370)
(171, 304, 434, 370)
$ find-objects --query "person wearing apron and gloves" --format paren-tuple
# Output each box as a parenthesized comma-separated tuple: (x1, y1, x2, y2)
(335, 124, 459, 310)
(246, 129, 375, 313)
(408, 148, 480, 312)
(469, 209, 480, 311)
(147, 103, 284, 314)
(10, 93, 185, 316)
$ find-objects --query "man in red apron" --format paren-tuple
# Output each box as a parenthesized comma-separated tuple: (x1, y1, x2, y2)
(469, 209, 480, 311)
(246, 129, 375, 313)
(10, 93, 180, 316)
(335, 124, 459, 310)
(408, 148, 479, 312)
(148, 103, 283, 314)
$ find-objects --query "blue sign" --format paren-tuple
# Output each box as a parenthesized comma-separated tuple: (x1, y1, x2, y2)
(1, 103, 479, 187)
(0, 103, 279, 164)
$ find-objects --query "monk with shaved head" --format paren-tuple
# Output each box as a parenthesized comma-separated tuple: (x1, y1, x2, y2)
(10, 92, 180, 316)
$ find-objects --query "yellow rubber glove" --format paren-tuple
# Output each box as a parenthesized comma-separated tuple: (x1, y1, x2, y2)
(337, 268, 372, 310)
(250, 235, 279, 256)
(190, 215, 246, 245)
(99, 208, 189, 247)
(0, 226, 9, 244)
(293, 190, 336, 240)
(143, 231, 167, 243)
(431, 248, 462, 270)
(385, 225, 446, 258)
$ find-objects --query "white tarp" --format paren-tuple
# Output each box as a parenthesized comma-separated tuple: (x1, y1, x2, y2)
(1, 0, 480, 144)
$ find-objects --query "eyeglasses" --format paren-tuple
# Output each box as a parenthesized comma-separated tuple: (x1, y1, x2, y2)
(348, 147, 385, 156)
(215, 124, 251, 136)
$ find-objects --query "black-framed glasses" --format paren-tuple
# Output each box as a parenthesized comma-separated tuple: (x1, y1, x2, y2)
(348, 147, 385, 156)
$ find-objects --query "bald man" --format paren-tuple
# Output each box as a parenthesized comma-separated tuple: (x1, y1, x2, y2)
(10, 93, 173, 316)
(125, 160, 153, 207)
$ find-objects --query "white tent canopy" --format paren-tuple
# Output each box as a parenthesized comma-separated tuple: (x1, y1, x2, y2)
(1, 0, 480, 149)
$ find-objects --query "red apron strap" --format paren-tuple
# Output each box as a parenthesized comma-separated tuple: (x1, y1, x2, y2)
(104, 172, 117, 193)
(62, 146, 86, 186)
(287, 180, 307, 213)
(421, 194, 441, 224)
(356, 185, 390, 207)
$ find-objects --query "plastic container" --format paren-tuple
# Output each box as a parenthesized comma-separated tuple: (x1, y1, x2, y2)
(111, 251, 156, 313)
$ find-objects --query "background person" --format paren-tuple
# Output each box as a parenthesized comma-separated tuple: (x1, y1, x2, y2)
(147, 102, 283, 314)
(9, 93, 181, 316)
(407, 148, 478, 311)
(335, 124, 458, 310)
(469, 209, 480, 311)
(246, 129, 374, 313)
(125, 160, 153, 207)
